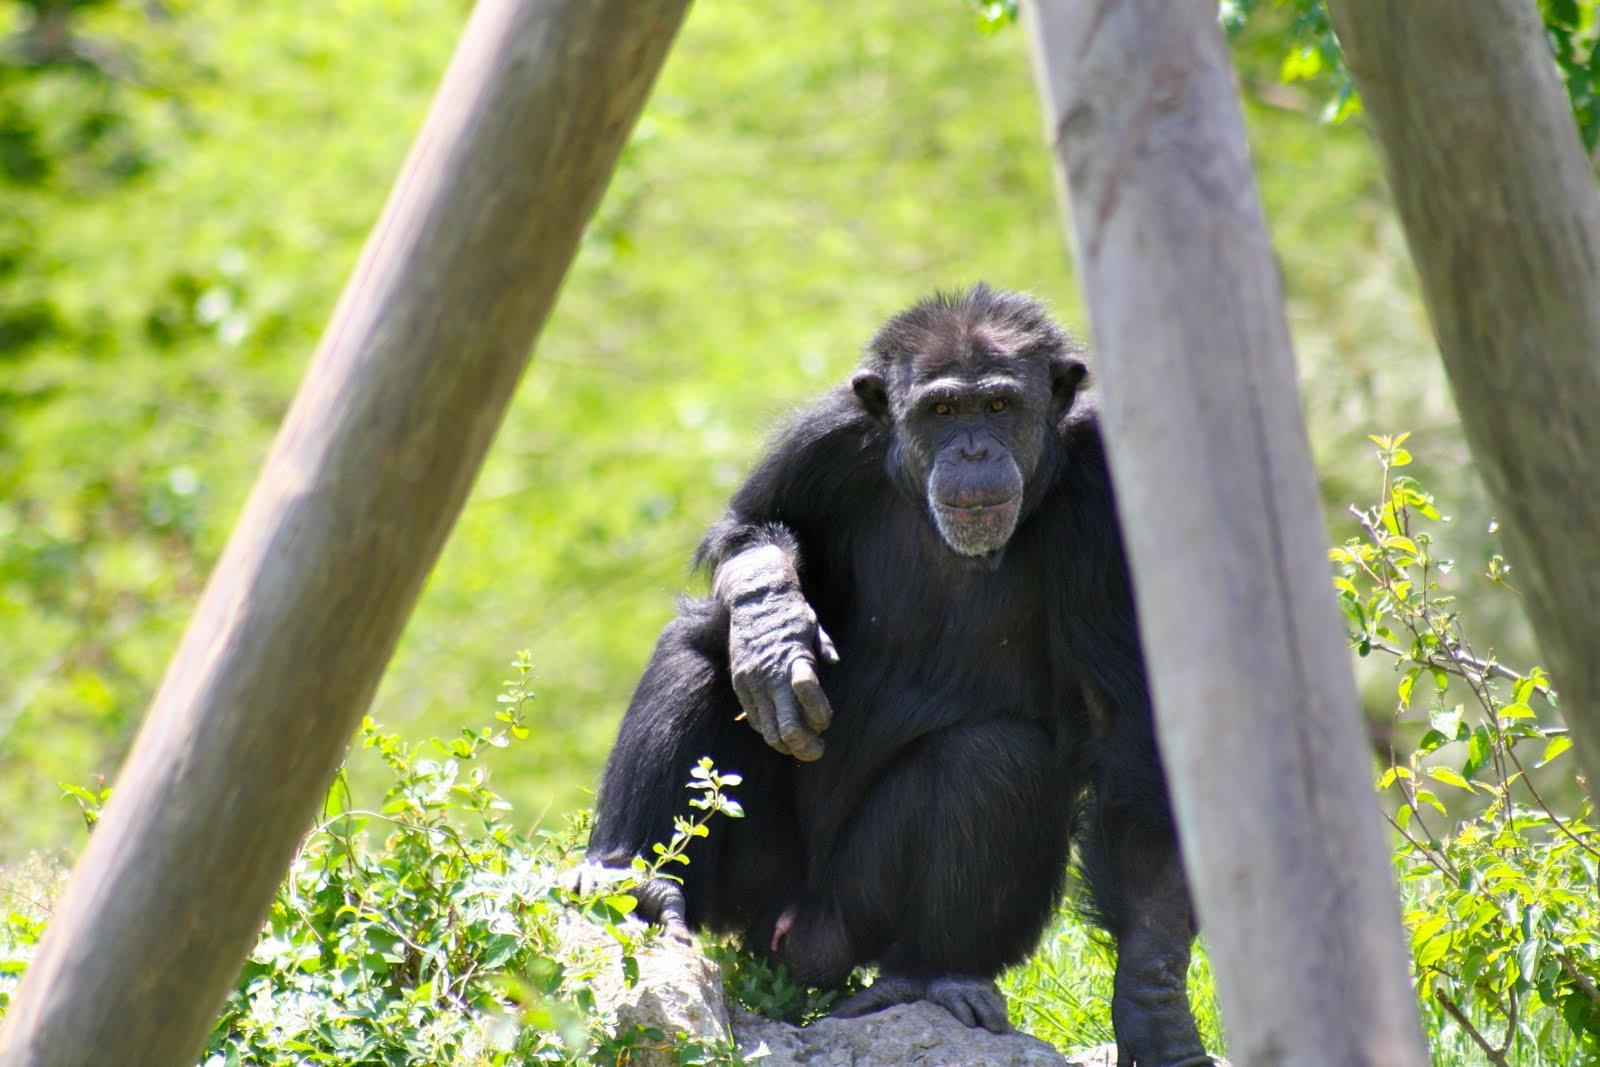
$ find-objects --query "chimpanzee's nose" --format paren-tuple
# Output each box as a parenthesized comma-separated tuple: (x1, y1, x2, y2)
(960, 436, 988, 460)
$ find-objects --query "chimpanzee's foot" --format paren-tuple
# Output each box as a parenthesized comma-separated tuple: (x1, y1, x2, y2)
(1111, 953, 1212, 1067)
(925, 975, 1010, 1033)
(1113, 998, 1214, 1066)
(833, 971, 1010, 1034)
(1113, 986, 1214, 1067)
(631, 877, 692, 941)
(571, 866, 691, 941)
(831, 972, 924, 1020)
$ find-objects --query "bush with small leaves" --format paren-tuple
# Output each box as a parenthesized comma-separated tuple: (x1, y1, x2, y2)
(1333, 437, 1600, 1064)
(1, 653, 751, 1066)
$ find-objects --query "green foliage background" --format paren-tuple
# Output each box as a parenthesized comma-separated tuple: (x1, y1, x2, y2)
(0, 0, 1511, 861)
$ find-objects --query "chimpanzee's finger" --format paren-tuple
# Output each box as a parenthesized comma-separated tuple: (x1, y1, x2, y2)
(737, 672, 784, 751)
(731, 671, 761, 728)
(752, 686, 788, 753)
(815, 624, 840, 664)
(790, 658, 833, 734)
(772, 684, 823, 761)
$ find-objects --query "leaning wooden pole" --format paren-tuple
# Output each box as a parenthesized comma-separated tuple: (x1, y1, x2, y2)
(0, 2, 689, 1063)
(1323, 0, 1600, 795)
(1023, 2, 1427, 1063)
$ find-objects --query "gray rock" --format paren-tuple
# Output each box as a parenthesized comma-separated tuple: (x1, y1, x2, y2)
(732, 1003, 1073, 1066)
(1060, 1043, 1118, 1067)
(560, 908, 1220, 1067)
(557, 914, 731, 1066)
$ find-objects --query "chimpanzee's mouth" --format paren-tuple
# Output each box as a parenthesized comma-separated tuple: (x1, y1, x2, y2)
(930, 494, 1023, 560)
(938, 498, 1020, 513)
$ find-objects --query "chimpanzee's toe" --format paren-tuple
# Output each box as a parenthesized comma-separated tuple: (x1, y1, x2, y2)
(833, 972, 1009, 1034)
(926, 975, 1010, 1033)
(831, 973, 926, 1019)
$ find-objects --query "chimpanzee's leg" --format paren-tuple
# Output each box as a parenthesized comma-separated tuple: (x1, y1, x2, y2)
(772, 718, 1074, 1033)
(588, 600, 800, 935)
(1079, 720, 1213, 1067)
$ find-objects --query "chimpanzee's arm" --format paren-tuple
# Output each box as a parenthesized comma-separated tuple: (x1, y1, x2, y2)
(693, 387, 882, 760)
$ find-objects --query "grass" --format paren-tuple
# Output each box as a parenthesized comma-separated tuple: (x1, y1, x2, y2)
(0, 0, 1522, 860)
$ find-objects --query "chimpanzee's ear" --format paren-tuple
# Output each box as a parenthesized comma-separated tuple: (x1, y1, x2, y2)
(851, 370, 891, 422)
(1049, 354, 1088, 415)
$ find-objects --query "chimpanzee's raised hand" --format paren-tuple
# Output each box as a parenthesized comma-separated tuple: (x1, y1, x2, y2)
(713, 543, 838, 760)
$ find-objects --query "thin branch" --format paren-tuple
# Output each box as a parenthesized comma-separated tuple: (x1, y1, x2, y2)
(1560, 953, 1600, 1009)
(1497, 985, 1517, 1058)
(1502, 745, 1600, 862)
(1434, 990, 1512, 1067)
(1365, 632, 1551, 698)
(1381, 809, 1456, 879)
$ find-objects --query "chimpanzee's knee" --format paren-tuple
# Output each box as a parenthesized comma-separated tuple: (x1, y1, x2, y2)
(815, 718, 1075, 978)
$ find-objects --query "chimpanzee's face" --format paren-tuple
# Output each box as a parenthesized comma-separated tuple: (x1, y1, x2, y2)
(852, 319, 1084, 560)
(898, 361, 1044, 557)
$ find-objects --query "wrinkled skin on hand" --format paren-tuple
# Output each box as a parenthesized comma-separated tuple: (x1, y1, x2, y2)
(713, 544, 838, 760)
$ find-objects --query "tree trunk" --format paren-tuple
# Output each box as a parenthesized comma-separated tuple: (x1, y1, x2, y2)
(1324, 0, 1600, 795)
(0, 2, 688, 1064)
(1023, 2, 1428, 1063)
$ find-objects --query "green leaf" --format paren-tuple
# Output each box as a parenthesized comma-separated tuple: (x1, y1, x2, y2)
(1279, 45, 1322, 82)
(1518, 938, 1541, 984)
(1414, 788, 1447, 815)
(1417, 729, 1449, 754)
(1538, 735, 1572, 767)
(1512, 675, 1537, 705)
(1427, 766, 1474, 792)
(1463, 727, 1493, 777)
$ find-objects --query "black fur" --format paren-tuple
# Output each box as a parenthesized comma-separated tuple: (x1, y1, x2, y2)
(589, 286, 1208, 1065)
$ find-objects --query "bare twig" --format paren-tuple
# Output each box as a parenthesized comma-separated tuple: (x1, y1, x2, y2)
(1381, 809, 1457, 879)
(1498, 985, 1517, 1058)
(1434, 990, 1512, 1067)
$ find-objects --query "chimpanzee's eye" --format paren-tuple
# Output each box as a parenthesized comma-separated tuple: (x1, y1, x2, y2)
(988, 398, 1008, 413)
(932, 402, 954, 416)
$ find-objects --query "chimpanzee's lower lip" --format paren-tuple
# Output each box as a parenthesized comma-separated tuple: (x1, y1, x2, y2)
(935, 496, 1022, 513)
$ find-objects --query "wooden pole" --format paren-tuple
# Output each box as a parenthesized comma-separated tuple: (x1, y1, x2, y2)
(1323, 0, 1600, 795)
(0, 2, 689, 1063)
(1023, 2, 1428, 1063)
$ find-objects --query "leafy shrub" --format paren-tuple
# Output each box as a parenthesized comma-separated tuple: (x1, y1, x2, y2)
(2, 652, 751, 1066)
(706, 940, 860, 1027)
(1334, 436, 1600, 1064)
(7, 442, 1600, 1066)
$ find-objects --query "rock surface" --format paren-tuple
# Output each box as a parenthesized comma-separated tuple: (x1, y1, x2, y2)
(557, 915, 730, 1066)
(733, 1004, 1085, 1066)
(560, 913, 1211, 1066)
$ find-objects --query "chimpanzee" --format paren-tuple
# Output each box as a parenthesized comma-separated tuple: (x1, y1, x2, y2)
(587, 286, 1213, 1067)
